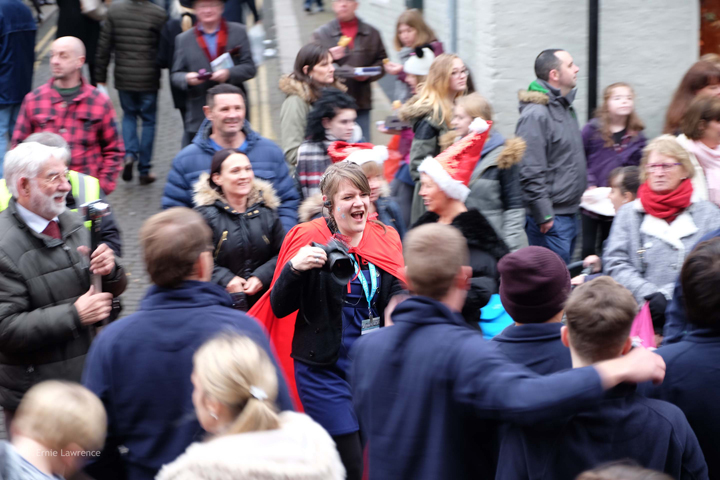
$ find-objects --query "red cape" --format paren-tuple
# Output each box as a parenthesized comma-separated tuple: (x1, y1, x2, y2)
(249, 218, 406, 409)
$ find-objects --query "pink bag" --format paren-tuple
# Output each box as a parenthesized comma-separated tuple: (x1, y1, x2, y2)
(630, 302, 656, 349)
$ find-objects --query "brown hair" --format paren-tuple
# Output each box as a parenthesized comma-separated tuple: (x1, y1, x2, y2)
(320, 162, 380, 232)
(681, 237, 720, 329)
(359, 160, 383, 179)
(680, 94, 720, 140)
(393, 9, 437, 50)
(208, 149, 253, 193)
(564, 276, 637, 363)
(440, 93, 493, 150)
(140, 208, 212, 288)
(664, 61, 720, 134)
(401, 54, 465, 126)
(404, 223, 468, 300)
(639, 135, 695, 183)
(288, 44, 335, 103)
(577, 463, 673, 480)
(595, 83, 645, 147)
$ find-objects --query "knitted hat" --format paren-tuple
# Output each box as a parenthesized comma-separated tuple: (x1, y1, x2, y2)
(498, 246, 571, 324)
(327, 141, 389, 165)
(404, 47, 435, 76)
(417, 118, 491, 202)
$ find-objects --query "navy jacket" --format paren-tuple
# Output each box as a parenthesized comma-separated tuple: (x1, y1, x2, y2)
(82, 281, 294, 480)
(161, 119, 299, 233)
(0, 0, 35, 105)
(664, 228, 720, 344)
(492, 322, 572, 375)
(351, 296, 607, 480)
(642, 329, 720, 479)
(497, 383, 707, 480)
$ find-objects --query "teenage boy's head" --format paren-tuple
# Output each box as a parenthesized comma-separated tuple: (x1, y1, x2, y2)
(498, 246, 570, 325)
(681, 237, 720, 329)
(11, 381, 106, 475)
(562, 277, 637, 365)
(404, 224, 471, 308)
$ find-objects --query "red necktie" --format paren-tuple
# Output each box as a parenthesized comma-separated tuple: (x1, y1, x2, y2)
(41, 221, 61, 240)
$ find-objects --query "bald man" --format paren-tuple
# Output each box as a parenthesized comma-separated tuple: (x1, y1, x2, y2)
(11, 37, 125, 195)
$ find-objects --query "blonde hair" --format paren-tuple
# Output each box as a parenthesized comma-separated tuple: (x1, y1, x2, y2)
(439, 93, 493, 150)
(359, 160, 383, 180)
(13, 381, 107, 452)
(393, 9, 437, 50)
(639, 135, 695, 182)
(194, 333, 280, 436)
(403, 54, 464, 126)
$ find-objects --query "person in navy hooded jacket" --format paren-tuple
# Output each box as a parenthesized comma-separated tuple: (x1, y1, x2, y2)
(82, 208, 293, 480)
(642, 237, 720, 479)
(162, 84, 299, 233)
(491, 246, 572, 375)
(497, 276, 707, 480)
(351, 223, 667, 480)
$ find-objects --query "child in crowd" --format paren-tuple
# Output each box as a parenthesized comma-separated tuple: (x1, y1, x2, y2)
(1, 381, 106, 480)
(491, 246, 572, 375)
(577, 463, 673, 480)
(496, 276, 708, 480)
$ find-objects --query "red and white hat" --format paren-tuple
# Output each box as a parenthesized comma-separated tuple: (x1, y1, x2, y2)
(418, 118, 492, 202)
(327, 142, 389, 166)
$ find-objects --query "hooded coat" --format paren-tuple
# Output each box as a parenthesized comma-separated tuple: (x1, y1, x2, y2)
(194, 173, 284, 306)
(412, 209, 509, 324)
(516, 79, 587, 225)
(278, 74, 347, 167)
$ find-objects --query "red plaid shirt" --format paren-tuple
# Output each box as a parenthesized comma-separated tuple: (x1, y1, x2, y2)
(12, 78, 124, 194)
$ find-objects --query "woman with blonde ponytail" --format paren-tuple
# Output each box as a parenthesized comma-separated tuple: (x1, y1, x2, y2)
(156, 333, 345, 480)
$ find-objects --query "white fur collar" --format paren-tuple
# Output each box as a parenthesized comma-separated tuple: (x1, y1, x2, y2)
(633, 199, 698, 250)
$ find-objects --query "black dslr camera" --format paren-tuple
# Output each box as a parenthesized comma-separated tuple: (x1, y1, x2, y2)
(312, 239, 354, 285)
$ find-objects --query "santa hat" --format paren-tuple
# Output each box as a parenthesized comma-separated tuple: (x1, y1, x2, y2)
(327, 142, 389, 166)
(404, 47, 435, 76)
(418, 118, 492, 202)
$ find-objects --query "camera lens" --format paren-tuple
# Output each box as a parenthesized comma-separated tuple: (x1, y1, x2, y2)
(328, 253, 354, 285)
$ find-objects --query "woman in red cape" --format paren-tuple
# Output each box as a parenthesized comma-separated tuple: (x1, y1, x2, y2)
(249, 162, 405, 480)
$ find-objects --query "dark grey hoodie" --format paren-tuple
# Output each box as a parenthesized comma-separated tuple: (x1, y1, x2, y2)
(515, 79, 587, 225)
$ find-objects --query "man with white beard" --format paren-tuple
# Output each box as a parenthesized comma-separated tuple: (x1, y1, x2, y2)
(0, 141, 127, 433)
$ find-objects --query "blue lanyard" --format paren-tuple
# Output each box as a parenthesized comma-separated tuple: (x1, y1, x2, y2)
(351, 257, 377, 315)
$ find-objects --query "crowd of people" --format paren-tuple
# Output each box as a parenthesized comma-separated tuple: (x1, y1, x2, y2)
(3, 0, 720, 478)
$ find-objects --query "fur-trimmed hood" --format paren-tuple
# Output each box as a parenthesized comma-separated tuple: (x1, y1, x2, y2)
(413, 209, 509, 260)
(496, 137, 526, 169)
(278, 75, 347, 104)
(193, 172, 280, 210)
(517, 90, 550, 105)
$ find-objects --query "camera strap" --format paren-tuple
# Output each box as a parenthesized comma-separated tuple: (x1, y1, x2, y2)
(350, 256, 378, 318)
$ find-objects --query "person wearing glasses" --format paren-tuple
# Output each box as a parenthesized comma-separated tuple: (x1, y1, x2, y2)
(604, 135, 720, 333)
(0, 140, 127, 434)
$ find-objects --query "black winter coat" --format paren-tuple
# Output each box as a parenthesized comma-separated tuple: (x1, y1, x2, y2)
(56, 0, 100, 71)
(413, 209, 509, 325)
(95, 0, 168, 91)
(157, 13, 197, 110)
(194, 174, 284, 306)
(270, 219, 405, 366)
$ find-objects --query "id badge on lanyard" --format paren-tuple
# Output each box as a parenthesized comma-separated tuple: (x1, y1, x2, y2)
(351, 257, 380, 335)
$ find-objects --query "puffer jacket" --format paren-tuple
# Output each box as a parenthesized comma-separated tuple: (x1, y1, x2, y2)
(465, 131, 528, 252)
(278, 74, 347, 168)
(194, 174, 285, 306)
(516, 79, 587, 225)
(412, 209, 509, 325)
(95, 0, 168, 91)
(0, 200, 127, 410)
(603, 197, 720, 304)
(162, 119, 299, 233)
(399, 99, 451, 224)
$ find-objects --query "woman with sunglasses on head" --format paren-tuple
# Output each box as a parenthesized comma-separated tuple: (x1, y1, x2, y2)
(604, 135, 720, 332)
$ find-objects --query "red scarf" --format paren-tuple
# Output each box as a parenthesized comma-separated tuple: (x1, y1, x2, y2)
(339, 18, 359, 49)
(638, 179, 693, 223)
(248, 218, 406, 409)
(194, 20, 228, 62)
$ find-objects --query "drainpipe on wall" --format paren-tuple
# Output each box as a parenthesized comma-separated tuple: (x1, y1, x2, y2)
(449, 0, 458, 53)
(588, 0, 599, 120)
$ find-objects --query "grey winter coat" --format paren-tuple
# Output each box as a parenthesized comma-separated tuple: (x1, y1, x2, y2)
(171, 22, 256, 133)
(516, 79, 587, 225)
(0, 200, 127, 410)
(95, 0, 168, 91)
(603, 198, 720, 304)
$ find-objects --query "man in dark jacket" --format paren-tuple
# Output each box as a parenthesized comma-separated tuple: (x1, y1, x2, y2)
(0, 0, 35, 165)
(516, 49, 585, 264)
(642, 237, 720, 479)
(82, 208, 293, 480)
(95, 0, 167, 185)
(0, 141, 127, 430)
(162, 84, 298, 232)
(497, 276, 707, 480)
(351, 224, 667, 480)
(311, 0, 386, 139)
(171, 0, 256, 145)
(491, 246, 572, 375)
